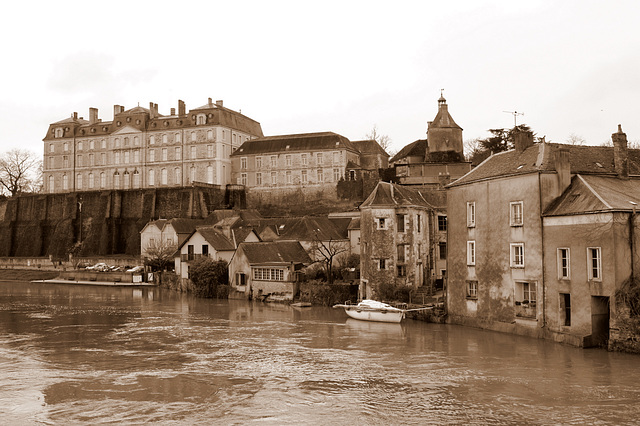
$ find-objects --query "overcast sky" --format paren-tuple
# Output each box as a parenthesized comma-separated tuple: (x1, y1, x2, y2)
(2, 0, 639, 157)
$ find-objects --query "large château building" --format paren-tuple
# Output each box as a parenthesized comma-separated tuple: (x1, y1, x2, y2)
(42, 99, 263, 193)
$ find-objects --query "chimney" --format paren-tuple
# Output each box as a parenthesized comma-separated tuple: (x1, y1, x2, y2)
(89, 107, 98, 124)
(149, 102, 155, 119)
(73, 112, 78, 120)
(612, 124, 629, 179)
(154, 103, 159, 116)
(208, 97, 213, 107)
(514, 130, 534, 152)
(216, 100, 223, 107)
(554, 147, 571, 194)
(171, 108, 176, 116)
(178, 100, 186, 116)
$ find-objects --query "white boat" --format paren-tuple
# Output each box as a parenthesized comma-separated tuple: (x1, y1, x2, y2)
(333, 299, 406, 323)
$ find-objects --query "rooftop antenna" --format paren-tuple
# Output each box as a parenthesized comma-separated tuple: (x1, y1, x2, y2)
(503, 110, 524, 127)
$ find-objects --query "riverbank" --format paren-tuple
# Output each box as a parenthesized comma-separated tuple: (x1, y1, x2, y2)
(0, 269, 59, 282)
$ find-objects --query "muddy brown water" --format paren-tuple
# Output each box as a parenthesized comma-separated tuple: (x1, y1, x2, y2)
(1, 281, 640, 425)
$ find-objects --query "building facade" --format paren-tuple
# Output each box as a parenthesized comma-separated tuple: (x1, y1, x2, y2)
(446, 127, 640, 348)
(43, 99, 263, 193)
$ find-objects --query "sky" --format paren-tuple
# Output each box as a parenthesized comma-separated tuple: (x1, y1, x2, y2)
(2, 0, 640, 158)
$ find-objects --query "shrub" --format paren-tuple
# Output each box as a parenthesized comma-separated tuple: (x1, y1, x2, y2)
(188, 258, 229, 298)
(377, 282, 413, 304)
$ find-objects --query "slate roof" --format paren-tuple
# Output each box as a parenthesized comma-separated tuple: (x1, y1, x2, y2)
(544, 175, 640, 216)
(258, 216, 348, 241)
(122, 106, 152, 115)
(195, 226, 236, 251)
(390, 139, 427, 163)
(167, 218, 206, 234)
(347, 217, 361, 231)
(231, 132, 358, 156)
(431, 98, 462, 129)
(239, 241, 312, 265)
(351, 139, 389, 156)
(360, 181, 446, 209)
(449, 142, 640, 188)
(52, 116, 89, 125)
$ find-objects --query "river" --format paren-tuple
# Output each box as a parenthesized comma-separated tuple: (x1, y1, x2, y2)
(1, 281, 640, 425)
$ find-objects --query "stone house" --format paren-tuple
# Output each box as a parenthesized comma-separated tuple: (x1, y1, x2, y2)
(228, 241, 312, 301)
(43, 98, 263, 193)
(175, 225, 260, 280)
(446, 126, 640, 348)
(359, 181, 446, 300)
(140, 218, 204, 258)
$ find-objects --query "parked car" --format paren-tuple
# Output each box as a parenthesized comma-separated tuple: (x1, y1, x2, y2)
(127, 266, 144, 273)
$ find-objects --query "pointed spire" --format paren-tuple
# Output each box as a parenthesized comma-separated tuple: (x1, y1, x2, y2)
(438, 88, 446, 108)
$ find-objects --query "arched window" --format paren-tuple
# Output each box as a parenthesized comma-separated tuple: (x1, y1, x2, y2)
(133, 171, 140, 188)
(161, 168, 167, 185)
(113, 172, 120, 189)
(191, 131, 196, 142)
(48, 175, 54, 193)
(175, 167, 181, 185)
(100, 172, 106, 188)
(162, 134, 168, 144)
(149, 169, 155, 186)
(62, 174, 68, 191)
(197, 114, 206, 125)
(190, 166, 196, 183)
(207, 165, 214, 184)
(123, 171, 130, 189)
(88, 173, 94, 189)
(77, 173, 82, 190)
(176, 132, 181, 143)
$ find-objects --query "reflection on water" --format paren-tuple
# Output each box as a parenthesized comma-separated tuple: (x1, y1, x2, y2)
(1, 281, 640, 425)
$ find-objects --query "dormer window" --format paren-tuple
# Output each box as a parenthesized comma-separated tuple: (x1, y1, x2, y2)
(55, 128, 63, 138)
(196, 114, 206, 125)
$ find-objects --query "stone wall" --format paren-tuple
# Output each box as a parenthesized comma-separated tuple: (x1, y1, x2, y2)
(0, 185, 238, 259)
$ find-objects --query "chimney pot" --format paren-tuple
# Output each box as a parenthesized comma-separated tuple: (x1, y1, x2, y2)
(171, 108, 176, 115)
(178, 100, 186, 116)
(514, 131, 534, 153)
(612, 124, 629, 179)
(208, 97, 213, 107)
(73, 112, 78, 120)
(89, 107, 98, 125)
(216, 100, 223, 107)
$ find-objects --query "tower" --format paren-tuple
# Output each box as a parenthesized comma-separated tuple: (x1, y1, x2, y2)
(426, 92, 463, 158)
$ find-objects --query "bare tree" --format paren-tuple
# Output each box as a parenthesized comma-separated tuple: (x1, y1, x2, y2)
(143, 240, 178, 271)
(312, 234, 350, 284)
(0, 149, 41, 197)
(365, 124, 393, 154)
(565, 133, 586, 145)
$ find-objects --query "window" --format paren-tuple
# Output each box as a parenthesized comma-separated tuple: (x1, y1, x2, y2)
(378, 259, 387, 270)
(88, 173, 94, 189)
(124, 137, 129, 146)
(557, 248, 570, 279)
(417, 214, 422, 233)
(333, 151, 339, 164)
(101, 153, 106, 165)
(149, 149, 155, 162)
(100, 172, 106, 188)
(397, 265, 406, 277)
(114, 152, 120, 164)
(517, 281, 537, 304)
(191, 146, 196, 159)
(206, 165, 212, 183)
(241, 157, 247, 169)
(175, 167, 181, 185)
(48, 157, 54, 170)
(317, 153, 323, 165)
(467, 202, 476, 227)
(271, 171, 277, 185)
(149, 169, 155, 186)
(150, 136, 155, 145)
(191, 131, 196, 142)
(438, 215, 447, 232)
(207, 130, 213, 140)
(76, 173, 82, 190)
(202, 245, 209, 256)
(256, 157, 262, 168)
(161, 168, 167, 185)
(123, 171, 130, 189)
(317, 169, 324, 182)
(588, 247, 602, 281)
(333, 168, 340, 182)
(439, 242, 447, 260)
(256, 172, 262, 185)
(133, 171, 140, 188)
(175, 133, 181, 143)
(510, 201, 523, 226)
(101, 139, 106, 149)
(270, 156, 277, 167)
(197, 115, 205, 125)
(48, 175, 54, 193)
(301, 154, 307, 166)
(286, 170, 292, 184)
(49, 143, 54, 153)
(77, 155, 83, 167)
(466, 280, 478, 299)
(134, 150, 140, 163)
(397, 244, 408, 262)
(253, 268, 284, 281)
(63, 156, 69, 168)
(241, 173, 247, 185)
(236, 273, 247, 286)
(286, 155, 291, 167)
(301, 170, 307, 184)
(511, 243, 525, 268)
(376, 217, 387, 230)
(207, 145, 213, 158)
(63, 142, 69, 152)
(134, 136, 140, 146)
(467, 241, 475, 266)
(55, 128, 63, 138)
(560, 293, 571, 326)
(115, 138, 120, 148)
(162, 134, 168, 144)
(89, 153, 94, 166)
(78, 141, 83, 150)
(124, 151, 130, 164)
(176, 147, 182, 160)
(113, 172, 120, 189)
(162, 148, 168, 161)
(396, 214, 407, 232)
(90, 140, 95, 150)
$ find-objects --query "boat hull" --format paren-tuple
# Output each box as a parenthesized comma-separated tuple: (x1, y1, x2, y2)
(343, 307, 404, 323)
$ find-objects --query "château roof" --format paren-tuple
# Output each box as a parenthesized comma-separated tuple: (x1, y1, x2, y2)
(351, 139, 389, 156)
(390, 139, 427, 163)
(544, 174, 640, 216)
(360, 181, 446, 209)
(449, 142, 640, 188)
(231, 132, 358, 156)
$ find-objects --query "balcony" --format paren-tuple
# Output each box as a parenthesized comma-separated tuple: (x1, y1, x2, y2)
(180, 253, 205, 262)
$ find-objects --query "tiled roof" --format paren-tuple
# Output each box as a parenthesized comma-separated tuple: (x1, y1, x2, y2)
(360, 181, 446, 209)
(196, 226, 236, 251)
(351, 139, 389, 156)
(231, 132, 358, 156)
(449, 142, 640, 187)
(390, 139, 427, 163)
(544, 175, 640, 216)
(259, 217, 348, 241)
(239, 241, 312, 265)
(167, 218, 205, 234)
(232, 227, 258, 245)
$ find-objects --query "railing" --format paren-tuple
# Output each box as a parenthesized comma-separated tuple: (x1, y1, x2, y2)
(180, 253, 205, 262)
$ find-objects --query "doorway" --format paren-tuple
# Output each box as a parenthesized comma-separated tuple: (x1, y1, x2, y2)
(589, 296, 610, 347)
